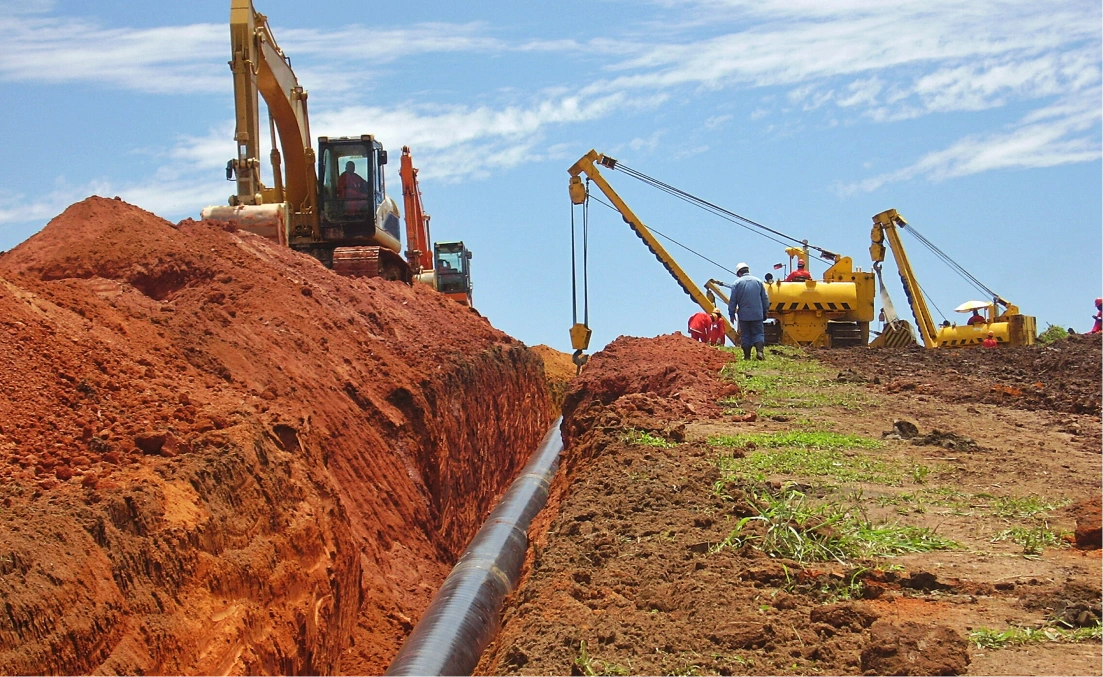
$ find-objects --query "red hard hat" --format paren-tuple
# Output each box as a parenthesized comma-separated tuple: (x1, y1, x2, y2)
(1096, 297, 1102, 306)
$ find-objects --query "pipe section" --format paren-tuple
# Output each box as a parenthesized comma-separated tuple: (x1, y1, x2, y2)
(385, 418, 564, 676)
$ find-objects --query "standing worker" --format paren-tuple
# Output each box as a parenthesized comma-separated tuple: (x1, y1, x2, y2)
(687, 310, 713, 343)
(785, 259, 812, 282)
(728, 262, 770, 361)
(982, 330, 998, 348)
(1092, 298, 1102, 334)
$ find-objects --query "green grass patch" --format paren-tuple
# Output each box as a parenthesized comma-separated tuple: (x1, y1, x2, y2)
(970, 624, 1102, 649)
(991, 524, 1071, 557)
(986, 494, 1070, 519)
(719, 346, 871, 411)
(712, 488, 958, 564)
(624, 429, 676, 448)
(711, 432, 923, 486)
(712, 430, 882, 452)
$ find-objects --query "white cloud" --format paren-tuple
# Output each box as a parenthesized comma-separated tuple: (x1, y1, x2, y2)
(629, 130, 666, 152)
(1, 0, 1098, 207)
(0, 15, 227, 93)
(704, 114, 733, 129)
(309, 93, 635, 181)
(835, 90, 1102, 194)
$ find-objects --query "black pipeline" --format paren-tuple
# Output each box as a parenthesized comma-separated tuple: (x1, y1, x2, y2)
(385, 417, 564, 676)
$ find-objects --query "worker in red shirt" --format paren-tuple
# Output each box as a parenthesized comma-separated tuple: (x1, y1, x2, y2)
(967, 309, 986, 326)
(785, 259, 812, 282)
(706, 309, 726, 346)
(1092, 298, 1102, 334)
(688, 311, 713, 343)
(982, 331, 998, 348)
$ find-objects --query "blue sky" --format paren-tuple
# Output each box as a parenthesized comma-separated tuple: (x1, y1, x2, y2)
(1, 0, 1099, 352)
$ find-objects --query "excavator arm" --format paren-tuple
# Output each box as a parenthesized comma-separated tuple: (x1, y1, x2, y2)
(228, 0, 317, 236)
(568, 150, 737, 346)
(399, 146, 433, 274)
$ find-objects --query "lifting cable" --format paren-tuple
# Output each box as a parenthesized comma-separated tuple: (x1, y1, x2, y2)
(901, 220, 1005, 304)
(587, 193, 739, 278)
(569, 183, 590, 329)
(610, 161, 839, 265)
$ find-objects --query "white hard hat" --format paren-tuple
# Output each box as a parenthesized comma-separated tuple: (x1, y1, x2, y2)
(736, 262, 749, 274)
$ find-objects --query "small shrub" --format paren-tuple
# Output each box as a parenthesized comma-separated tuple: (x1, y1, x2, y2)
(1037, 324, 1068, 343)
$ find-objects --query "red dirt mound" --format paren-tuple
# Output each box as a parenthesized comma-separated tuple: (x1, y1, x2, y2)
(0, 196, 554, 674)
(560, 333, 738, 460)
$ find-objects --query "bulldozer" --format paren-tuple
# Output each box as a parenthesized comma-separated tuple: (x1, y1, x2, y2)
(201, 0, 472, 303)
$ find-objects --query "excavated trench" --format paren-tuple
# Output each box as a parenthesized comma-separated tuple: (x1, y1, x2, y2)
(0, 197, 557, 675)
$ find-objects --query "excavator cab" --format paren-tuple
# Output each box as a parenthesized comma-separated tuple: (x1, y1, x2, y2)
(317, 135, 401, 241)
(433, 241, 473, 306)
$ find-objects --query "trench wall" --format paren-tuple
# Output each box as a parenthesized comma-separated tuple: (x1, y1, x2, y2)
(0, 197, 554, 675)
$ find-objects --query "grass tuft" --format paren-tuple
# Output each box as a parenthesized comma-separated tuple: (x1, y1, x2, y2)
(624, 429, 676, 448)
(991, 523, 1070, 557)
(970, 624, 1102, 649)
(711, 487, 958, 563)
(574, 640, 630, 676)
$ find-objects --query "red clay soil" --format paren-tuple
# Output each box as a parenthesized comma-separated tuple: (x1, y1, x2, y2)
(813, 336, 1103, 417)
(530, 345, 577, 411)
(478, 333, 1101, 676)
(0, 196, 554, 675)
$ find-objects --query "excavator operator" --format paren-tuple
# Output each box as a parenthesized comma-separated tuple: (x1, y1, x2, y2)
(337, 161, 370, 213)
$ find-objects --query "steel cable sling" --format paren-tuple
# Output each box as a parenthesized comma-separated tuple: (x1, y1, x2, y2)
(609, 161, 839, 265)
(900, 220, 1005, 303)
(586, 192, 740, 278)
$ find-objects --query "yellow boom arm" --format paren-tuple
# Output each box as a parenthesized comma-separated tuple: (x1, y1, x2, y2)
(229, 0, 317, 236)
(568, 150, 737, 345)
(870, 209, 940, 348)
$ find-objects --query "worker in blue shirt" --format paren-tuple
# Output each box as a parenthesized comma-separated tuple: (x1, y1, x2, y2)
(727, 262, 770, 360)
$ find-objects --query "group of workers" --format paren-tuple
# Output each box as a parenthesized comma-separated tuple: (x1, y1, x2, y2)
(688, 262, 1103, 354)
(687, 309, 726, 346)
(686, 261, 771, 360)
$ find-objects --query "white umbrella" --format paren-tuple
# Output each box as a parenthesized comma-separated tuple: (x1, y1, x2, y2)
(954, 300, 991, 313)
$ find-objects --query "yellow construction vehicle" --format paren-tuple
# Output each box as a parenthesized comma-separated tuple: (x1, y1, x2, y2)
(566, 150, 875, 363)
(201, 0, 473, 295)
(870, 208, 1036, 348)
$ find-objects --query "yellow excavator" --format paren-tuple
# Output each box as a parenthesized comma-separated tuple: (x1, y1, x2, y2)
(870, 208, 1036, 348)
(566, 150, 875, 365)
(201, 0, 473, 296)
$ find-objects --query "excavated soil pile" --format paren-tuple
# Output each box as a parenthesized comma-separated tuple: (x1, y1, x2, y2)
(0, 197, 553, 675)
(815, 334, 1102, 417)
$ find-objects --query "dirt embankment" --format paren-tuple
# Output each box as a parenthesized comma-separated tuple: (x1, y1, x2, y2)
(478, 333, 1101, 676)
(0, 197, 554, 675)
